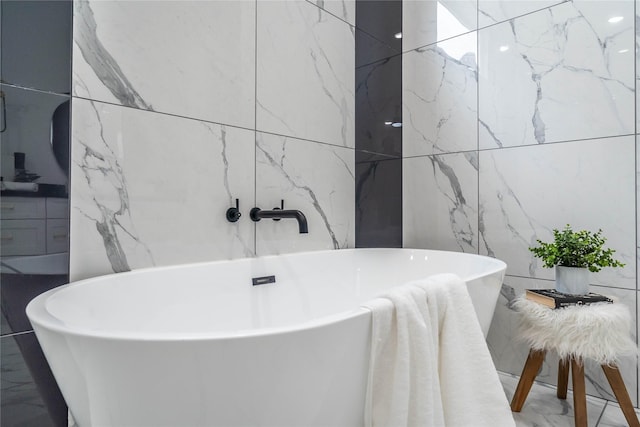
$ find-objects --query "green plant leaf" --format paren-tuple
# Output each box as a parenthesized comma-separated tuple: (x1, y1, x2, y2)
(528, 224, 624, 271)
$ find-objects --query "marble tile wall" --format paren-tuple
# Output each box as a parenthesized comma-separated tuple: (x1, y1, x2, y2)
(402, 0, 639, 407)
(70, 0, 356, 280)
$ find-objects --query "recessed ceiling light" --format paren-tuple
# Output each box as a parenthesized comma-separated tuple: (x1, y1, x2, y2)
(618, 49, 629, 53)
(384, 121, 393, 125)
(608, 16, 624, 23)
(394, 32, 402, 39)
(499, 45, 509, 52)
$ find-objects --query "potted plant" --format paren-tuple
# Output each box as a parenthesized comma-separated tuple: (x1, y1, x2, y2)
(529, 225, 624, 295)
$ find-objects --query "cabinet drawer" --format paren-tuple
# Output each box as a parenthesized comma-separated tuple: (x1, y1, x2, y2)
(0, 219, 46, 256)
(46, 198, 69, 219)
(46, 219, 69, 254)
(0, 197, 46, 219)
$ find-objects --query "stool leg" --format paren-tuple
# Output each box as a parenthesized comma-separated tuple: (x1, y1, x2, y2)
(511, 349, 546, 412)
(601, 364, 640, 427)
(557, 358, 569, 399)
(571, 358, 588, 427)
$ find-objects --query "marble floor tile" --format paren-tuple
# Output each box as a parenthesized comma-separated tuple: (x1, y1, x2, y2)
(499, 372, 607, 426)
(597, 401, 640, 427)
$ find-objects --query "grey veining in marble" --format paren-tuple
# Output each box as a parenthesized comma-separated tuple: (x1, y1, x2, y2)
(255, 132, 354, 256)
(257, 0, 354, 148)
(403, 0, 478, 52)
(478, 0, 569, 28)
(403, 31, 477, 157)
(74, 1, 152, 111)
(598, 401, 640, 427)
(404, 152, 478, 252)
(73, 0, 256, 129)
(478, 1, 635, 149)
(478, 136, 636, 289)
(72, 99, 149, 274)
(71, 99, 255, 281)
(313, 0, 355, 26)
(499, 372, 608, 427)
(636, 1, 640, 131)
(258, 144, 338, 249)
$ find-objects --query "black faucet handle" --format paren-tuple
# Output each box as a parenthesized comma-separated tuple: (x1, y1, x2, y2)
(226, 198, 242, 222)
(271, 200, 284, 221)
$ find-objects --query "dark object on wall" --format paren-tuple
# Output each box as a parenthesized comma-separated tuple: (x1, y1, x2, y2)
(1, 90, 6, 132)
(250, 201, 309, 234)
(355, 0, 403, 248)
(51, 101, 70, 177)
(226, 198, 242, 222)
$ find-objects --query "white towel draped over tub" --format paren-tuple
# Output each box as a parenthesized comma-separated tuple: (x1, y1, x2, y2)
(361, 273, 515, 427)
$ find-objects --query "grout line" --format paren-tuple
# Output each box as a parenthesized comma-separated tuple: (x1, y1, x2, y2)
(634, 0, 639, 409)
(397, 133, 638, 162)
(303, 0, 354, 31)
(72, 94, 353, 152)
(1, 330, 34, 339)
(476, 0, 481, 256)
(254, 0, 258, 256)
(498, 370, 619, 424)
(0, 81, 70, 98)
(399, 0, 403, 247)
(594, 400, 608, 426)
(396, 0, 570, 59)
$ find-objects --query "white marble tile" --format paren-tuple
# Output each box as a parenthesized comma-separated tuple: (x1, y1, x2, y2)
(312, 0, 355, 26)
(403, 32, 477, 157)
(499, 372, 608, 427)
(478, 0, 568, 28)
(488, 276, 550, 382)
(256, 0, 355, 148)
(70, 99, 255, 281)
(478, 136, 636, 289)
(478, 1, 635, 149)
(403, 152, 478, 252)
(489, 277, 638, 407)
(598, 401, 640, 426)
(403, 0, 477, 52)
(636, 1, 640, 132)
(255, 133, 354, 256)
(73, 0, 255, 129)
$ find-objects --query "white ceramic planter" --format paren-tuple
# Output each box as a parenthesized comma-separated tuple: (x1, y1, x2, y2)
(555, 266, 590, 295)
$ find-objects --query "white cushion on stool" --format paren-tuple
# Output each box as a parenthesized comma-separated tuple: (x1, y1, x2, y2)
(513, 296, 637, 365)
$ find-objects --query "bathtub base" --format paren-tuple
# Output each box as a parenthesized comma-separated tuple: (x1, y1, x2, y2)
(36, 314, 371, 427)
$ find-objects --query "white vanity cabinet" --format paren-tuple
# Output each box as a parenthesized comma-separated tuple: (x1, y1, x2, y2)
(1, 196, 69, 256)
(45, 198, 70, 254)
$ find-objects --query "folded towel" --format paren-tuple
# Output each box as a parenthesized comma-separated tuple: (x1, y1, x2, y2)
(362, 273, 515, 427)
(1, 181, 38, 192)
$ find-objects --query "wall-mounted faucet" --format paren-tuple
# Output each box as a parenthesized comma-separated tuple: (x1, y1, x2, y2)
(226, 198, 242, 222)
(250, 200, 308, 234)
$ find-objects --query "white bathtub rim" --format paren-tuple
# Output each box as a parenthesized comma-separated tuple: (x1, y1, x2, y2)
(27, 248, 506, 342)
(28, 287, 369, 342)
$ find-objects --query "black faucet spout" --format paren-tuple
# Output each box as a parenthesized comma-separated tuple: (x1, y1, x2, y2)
(250, 207, 308, 234)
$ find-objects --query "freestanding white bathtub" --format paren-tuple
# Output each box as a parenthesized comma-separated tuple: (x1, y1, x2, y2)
(27, 248, 506, 427)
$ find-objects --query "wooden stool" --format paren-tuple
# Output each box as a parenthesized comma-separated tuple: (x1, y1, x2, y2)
(510, 297, 638, 427)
